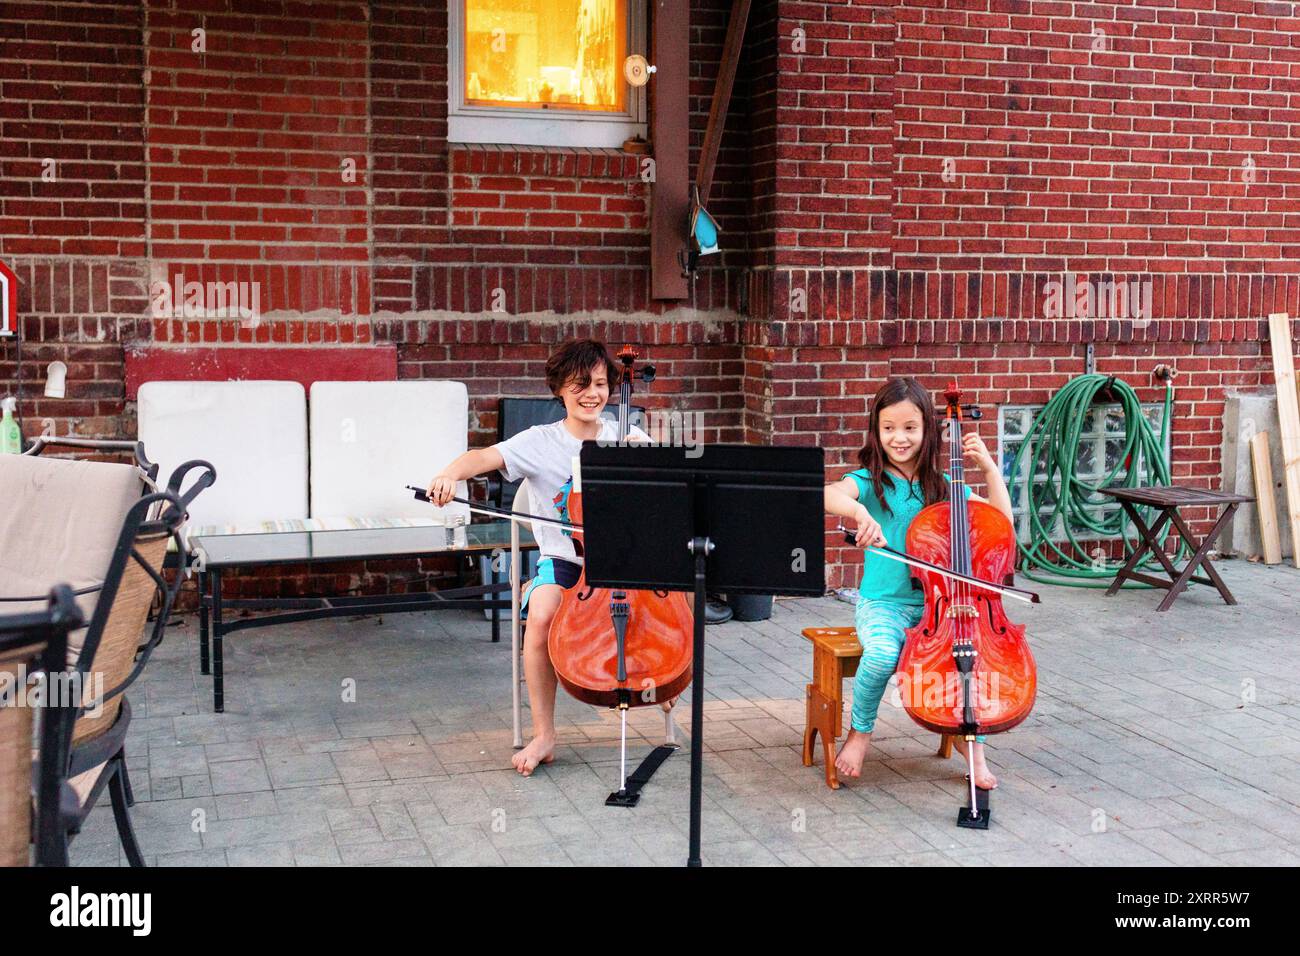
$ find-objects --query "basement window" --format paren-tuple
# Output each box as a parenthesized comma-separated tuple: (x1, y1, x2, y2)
(998, 403, 1169, 543)
(449, 0, 648, 148)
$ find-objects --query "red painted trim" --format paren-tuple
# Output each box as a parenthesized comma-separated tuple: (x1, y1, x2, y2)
(123, 346, 397, 400)
(0, 261, 17, 336)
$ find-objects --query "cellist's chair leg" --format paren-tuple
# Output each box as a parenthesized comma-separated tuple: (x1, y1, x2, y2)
(800, 627, 860, 790)
(821, 729, 839, 790)
(802, 687, 817, 769)
(804, 684, 841, 790)
(937, 734, 953, 759)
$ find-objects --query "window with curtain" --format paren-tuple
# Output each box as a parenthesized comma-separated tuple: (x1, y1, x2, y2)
(450, 0, 647, 148)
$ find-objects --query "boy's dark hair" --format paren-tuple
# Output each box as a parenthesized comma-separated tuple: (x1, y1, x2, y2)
(545, 339, 619, 396)
(856, 376, 949, 516)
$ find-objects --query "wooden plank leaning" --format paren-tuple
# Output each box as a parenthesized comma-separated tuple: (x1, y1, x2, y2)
(1249, 431, 1282, 565)
(1267, 313, 1300, 568)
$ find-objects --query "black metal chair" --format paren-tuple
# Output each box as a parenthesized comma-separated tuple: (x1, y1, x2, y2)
(0, 585, 83, 867)
(53, 461, 214, 866)
(5, 438, 163, 618)
(23, 436, 158, 484)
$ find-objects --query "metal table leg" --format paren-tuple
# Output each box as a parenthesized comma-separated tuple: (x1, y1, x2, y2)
(212, 569, 224, 714)
(197, 569, 210, 676)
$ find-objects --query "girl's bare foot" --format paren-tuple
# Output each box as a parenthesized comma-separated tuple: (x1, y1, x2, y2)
(949, 737, 998, 789)
(511, 734, 555, 776)
(834, 729, 872, 778)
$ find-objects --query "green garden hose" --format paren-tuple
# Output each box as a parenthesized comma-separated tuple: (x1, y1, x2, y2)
(1007, 373, 1187, 587)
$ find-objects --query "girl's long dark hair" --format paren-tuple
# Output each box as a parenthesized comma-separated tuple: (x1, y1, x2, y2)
(856, 377, 949, 516)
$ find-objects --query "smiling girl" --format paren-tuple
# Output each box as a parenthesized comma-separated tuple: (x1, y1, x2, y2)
(824, 377, 1013, 786)
(427, 339, 649, 775)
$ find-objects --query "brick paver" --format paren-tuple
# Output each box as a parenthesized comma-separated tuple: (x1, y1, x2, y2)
(72, 560, 1300, 866)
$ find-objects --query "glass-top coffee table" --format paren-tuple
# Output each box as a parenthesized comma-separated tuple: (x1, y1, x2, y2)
(191, 520, 536, 713)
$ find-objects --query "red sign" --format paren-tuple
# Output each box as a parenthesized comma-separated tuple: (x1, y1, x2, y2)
(0, 261, 15, 336)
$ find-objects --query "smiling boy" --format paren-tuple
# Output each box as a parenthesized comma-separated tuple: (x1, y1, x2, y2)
(427, 340, 649, 775)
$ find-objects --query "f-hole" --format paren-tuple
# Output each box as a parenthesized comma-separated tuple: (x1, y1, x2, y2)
(921, 597, 945, 637)
(981, 595, 1008, 635)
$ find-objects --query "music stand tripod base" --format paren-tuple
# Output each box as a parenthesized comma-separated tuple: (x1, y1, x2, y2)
(576, 442, 828, 864)
(956, 786, 991, 830)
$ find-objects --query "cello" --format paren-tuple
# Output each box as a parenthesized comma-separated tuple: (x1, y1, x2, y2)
(548, 346, 695, 805)
(895, 382, 1037, 827)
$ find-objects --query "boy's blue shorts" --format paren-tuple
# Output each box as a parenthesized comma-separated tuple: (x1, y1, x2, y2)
(520, 556, 582, 611)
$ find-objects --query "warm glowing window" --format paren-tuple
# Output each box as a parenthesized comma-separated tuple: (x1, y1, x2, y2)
(464, 0, 627, 113)
(450, 0, 646, 148)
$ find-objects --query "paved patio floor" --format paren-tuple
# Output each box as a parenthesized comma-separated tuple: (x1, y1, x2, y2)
(72, 559, 1300, 866)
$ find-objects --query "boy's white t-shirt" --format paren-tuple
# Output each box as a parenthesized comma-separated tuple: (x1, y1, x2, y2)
(493, 418, 651, 564)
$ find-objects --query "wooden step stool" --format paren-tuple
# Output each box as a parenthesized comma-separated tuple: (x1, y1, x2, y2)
(801, 625, 953, 789)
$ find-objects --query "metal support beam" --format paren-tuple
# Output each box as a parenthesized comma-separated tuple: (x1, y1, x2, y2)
(695, 0, 751, 210)
(650, 0, 690, 301)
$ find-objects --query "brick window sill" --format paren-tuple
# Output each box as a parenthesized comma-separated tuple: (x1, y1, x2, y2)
(450, 143, 643, 180)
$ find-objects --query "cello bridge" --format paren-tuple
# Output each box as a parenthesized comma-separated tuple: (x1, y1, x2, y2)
(945, 604, 978, 619)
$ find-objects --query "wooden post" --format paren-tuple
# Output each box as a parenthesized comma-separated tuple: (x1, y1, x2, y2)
(1267, 313, 1300, 568)
(649, 0, 689, 301)
(1249, 431, 1282, 565)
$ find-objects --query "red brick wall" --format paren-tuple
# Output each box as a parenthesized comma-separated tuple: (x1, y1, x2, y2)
(739, 0, 1292, 587)
(2, 0, 1296, 599)
(892, 0, 1300, 273)
(0, 0, 754, 603)
(144, 1, 373, 328)
(0, 1, 145, 437)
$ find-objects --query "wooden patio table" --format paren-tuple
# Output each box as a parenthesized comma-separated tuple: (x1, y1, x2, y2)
(1100, 485, 1254, 612)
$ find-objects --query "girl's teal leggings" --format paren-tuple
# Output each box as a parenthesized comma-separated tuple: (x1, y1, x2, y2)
(852, 597, 985, 743)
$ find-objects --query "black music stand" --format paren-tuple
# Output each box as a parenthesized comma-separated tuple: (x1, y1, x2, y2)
(579, 442, 826, 867)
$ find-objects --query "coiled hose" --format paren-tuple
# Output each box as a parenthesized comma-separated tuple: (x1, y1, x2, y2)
(1007, 373, 1186, 587)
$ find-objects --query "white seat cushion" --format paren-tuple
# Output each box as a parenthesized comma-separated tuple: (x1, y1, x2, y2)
(309, 381, 470, 522)
(137, 381, 308, 528)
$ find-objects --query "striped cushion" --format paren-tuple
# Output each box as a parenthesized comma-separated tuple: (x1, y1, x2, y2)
(189, 515, 450, 538)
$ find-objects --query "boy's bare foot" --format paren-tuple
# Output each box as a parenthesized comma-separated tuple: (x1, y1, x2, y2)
(949, 737, 998, 789)
(834, 729, 872, 778)
(511, 734, 555, 776)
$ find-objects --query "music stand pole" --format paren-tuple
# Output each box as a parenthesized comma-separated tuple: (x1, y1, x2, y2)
(577, 442, 826, 867)
(686, 535, 713, 868)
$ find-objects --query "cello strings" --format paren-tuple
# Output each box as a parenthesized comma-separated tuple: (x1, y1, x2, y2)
(951, 410, 972, 726)
(951, 412, 966, 639)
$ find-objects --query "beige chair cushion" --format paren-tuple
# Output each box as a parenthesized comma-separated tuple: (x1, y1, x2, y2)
(0, 454, 145, 664)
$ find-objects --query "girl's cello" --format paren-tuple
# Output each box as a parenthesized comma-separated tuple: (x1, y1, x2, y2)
(896, 383, 1037, 824)
(547, 346, 694, 804)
